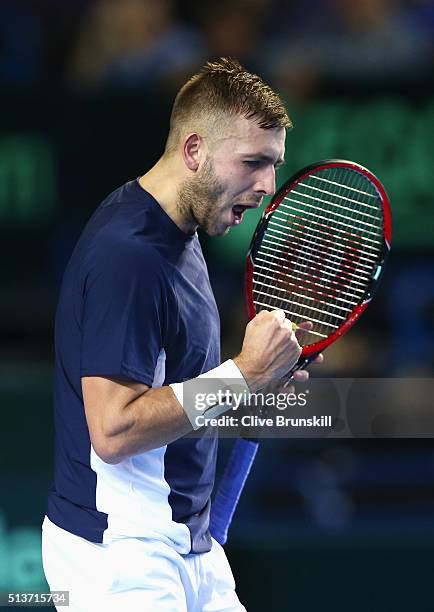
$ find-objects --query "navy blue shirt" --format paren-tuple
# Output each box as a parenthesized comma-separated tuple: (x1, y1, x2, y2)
(47, 179, 221, 554)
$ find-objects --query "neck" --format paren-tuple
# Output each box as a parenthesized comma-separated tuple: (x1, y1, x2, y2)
(138, 156, 197, 235)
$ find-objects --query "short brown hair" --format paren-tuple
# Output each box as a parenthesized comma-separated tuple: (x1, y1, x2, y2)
(165, 57, 291, 152)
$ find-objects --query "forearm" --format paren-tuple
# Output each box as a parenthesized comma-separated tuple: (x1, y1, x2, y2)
(102, 385, 191, 463)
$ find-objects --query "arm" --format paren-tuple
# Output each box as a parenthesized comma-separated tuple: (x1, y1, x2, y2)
(82, 377, 191, 464)
(82, 309, 305, 464)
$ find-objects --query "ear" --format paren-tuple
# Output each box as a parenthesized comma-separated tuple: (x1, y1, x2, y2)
(182, 133, 203, 172)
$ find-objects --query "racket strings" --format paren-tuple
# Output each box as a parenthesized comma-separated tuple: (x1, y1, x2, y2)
(298, 180, 379, 213)
(253, 283, 346, 322)
(254, 253, 365, 302)
(296, 168, 383, 239)
(308, 174, 379, 206)
(253, 167, 384, 345)
(254, 264, 360, 308)
(282, 167, 380, 333)
(272, 206, 382, 249)
(280, 197, 381, 238)
(280, 171, 378, 326)
(262, 233, 372, 285)
(267, 217, 377, 270)
(286, 192, 381, 230)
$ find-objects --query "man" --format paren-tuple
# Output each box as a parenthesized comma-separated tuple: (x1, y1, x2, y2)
(42, 58, 319, 611)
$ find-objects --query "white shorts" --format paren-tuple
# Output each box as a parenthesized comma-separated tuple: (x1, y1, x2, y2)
(42, 516, 246, 612)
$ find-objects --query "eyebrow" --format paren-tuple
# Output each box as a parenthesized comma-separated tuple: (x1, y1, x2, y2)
(244, 154, 285, 166)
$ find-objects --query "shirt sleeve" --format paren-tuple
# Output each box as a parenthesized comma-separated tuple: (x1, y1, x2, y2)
(80, 243, 167, 386)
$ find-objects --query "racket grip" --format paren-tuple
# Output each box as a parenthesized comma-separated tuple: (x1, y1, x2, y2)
(283, 353, 320, 388)
(209, 438, 259, 546)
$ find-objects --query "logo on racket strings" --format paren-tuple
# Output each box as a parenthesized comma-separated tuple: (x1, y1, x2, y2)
(274, 223, 362, 303)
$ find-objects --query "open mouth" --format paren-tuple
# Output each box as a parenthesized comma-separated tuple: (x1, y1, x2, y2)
(231, 205, 249, 225)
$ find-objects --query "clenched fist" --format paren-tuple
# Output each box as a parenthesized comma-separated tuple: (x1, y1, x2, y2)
(234, 309, 315, 392)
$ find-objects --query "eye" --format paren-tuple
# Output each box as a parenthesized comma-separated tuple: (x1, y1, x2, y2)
(244, 160, 261, 167)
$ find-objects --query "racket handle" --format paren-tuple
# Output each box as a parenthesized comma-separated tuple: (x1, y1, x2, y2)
(282, 352, 320, 388)
(209, 438, 259, 546)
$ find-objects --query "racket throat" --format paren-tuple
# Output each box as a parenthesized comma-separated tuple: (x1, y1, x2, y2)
(283, 353, 319, 388)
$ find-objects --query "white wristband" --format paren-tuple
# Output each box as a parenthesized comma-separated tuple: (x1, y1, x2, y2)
(170, 359, 249, 430)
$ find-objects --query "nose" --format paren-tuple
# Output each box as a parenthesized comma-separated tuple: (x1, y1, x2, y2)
(253, 166, 276, 196)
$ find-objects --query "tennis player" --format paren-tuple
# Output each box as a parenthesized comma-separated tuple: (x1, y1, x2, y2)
(42, 58, 320, 611)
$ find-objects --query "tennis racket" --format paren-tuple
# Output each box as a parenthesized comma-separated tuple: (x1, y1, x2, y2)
(209, 159, 392, 545)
